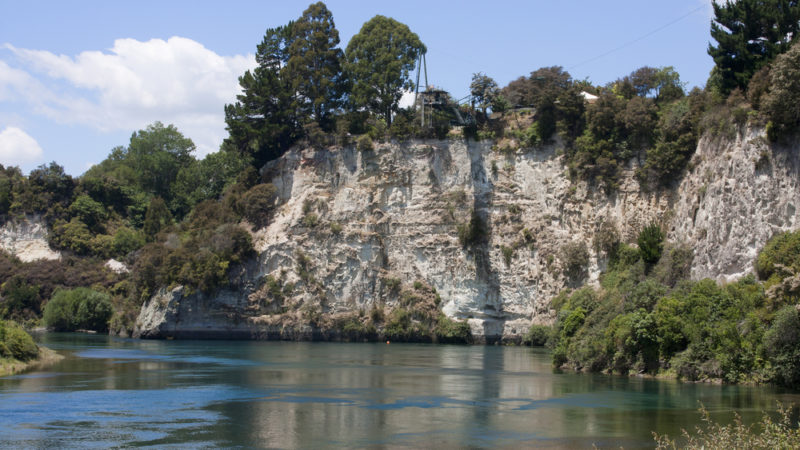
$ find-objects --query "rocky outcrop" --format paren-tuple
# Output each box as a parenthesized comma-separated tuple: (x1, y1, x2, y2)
(0, 215, 61, 262)
(134, 127, 800, 342)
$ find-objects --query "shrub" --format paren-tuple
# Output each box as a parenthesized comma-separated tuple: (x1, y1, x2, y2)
(1, 276, 41, 320)
(111, 226, 145, 257)
(457, 210, 487, 247)
(501, 245, 514, 266)
(0, 321, 39, 361)
(43, 287, 113, 332)
(755, 230, 800, 281)
(654, 403, 800, 450)
(356, 134, 374, 151)
(524, 324, 552, 346)
(637, 222, 664, 266)
(762, 305, 800, 387)
(561, 240, 589, 281)
(242, 183, 278, 228)
(593, 219, 620, 256)
(434, 314, 472, 344)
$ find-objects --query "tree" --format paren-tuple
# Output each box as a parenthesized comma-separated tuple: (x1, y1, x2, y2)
(285, 2, 345, 129)
(345, 15, 425, 126)
(127, 122, 195, 203)
(224, 25, 300, 167)
(708, 0, 800, 95)
(470, 73, 499, 118)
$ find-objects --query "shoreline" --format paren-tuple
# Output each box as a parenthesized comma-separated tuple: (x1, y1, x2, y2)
(0, 346, 63, 377)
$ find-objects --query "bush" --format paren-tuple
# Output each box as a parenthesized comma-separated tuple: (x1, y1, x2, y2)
(561, 241, 589, 281)
(356, 134, 374, 151)
(762, 305, 800, 387)
(0, 321, 39, 361)
(755, 230, 800, 281)
(593, 219, 620, 256)
(763, 40, 800, 141)
(654, 403, 800, 449)
(242, 183, 278, 228)
(637, 222, 664, 266)
(457, 210, 487, 247)
(434, 314, 472, 344)
(43, 287, 113, 332)
(524, 324, 551, 346)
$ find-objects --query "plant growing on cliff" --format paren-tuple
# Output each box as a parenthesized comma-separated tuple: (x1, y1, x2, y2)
(457, 210, 488, 248)
(561, 240, 589, 281)
(637, 222, 664, 266)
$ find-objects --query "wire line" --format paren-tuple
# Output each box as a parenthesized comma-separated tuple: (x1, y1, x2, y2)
(568, 4, 707, 70)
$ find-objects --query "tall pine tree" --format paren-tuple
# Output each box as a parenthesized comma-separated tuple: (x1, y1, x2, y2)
(285, 2, 345, 129)
(708, 0, 800, 95)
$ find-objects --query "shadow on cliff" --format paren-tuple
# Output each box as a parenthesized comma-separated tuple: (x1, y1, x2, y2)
(467, 140, 503, 343)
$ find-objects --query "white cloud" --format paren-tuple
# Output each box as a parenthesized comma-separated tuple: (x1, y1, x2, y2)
(0, 126, 44, 165)
(5, 37, 255, 156)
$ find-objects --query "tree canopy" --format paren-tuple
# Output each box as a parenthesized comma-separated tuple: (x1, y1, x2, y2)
(285, 2, 346, 128)
(345, 15, 425, 126)
(708, 0, 800, 95)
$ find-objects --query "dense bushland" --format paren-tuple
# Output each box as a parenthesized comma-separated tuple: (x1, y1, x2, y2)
(545, 229, 800, 387)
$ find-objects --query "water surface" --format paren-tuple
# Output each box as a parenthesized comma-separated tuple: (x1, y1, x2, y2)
(1, 333, 797, 448)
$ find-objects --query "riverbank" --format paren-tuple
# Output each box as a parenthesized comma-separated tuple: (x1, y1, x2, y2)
(0, 346, 63, 377)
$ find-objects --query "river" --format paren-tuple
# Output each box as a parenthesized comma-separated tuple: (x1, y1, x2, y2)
(0, 333, 797, 448)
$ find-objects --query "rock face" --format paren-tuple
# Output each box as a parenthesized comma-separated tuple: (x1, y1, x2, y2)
(134, 128, 800, 342)
(0, 215, 61, 263)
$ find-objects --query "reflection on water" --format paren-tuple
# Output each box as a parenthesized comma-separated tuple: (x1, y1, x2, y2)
(0, 334, 797, 448)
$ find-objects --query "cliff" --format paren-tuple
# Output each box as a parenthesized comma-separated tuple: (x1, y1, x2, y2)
(134, 127, 800, 342)
(0, 215, 61, 263)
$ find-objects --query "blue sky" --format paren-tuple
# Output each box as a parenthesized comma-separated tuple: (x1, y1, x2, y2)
(1, 0, 714, 175)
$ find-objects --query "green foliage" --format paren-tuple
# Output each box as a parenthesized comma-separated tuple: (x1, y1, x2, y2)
(434, 314, 472, 344)
(132, 199, 253, 298)
(637, 222, 664, 266)
(0, 321, 39, 362)
(224, 24, 299, 167)
(43, 287, 113, 332)
(708, 0, 800, 95)
(457, 210, 487, 248)
(524, 324, 552, 347)
(552, 230, 800, 386)
(762, 305, 800, 386)
(755, 229, 800, 282)
(593, 219, 620, 256)
(285, 2, 346, 128)
(470, 72, 500, 118)
(501, 245, 514, 266)
(762, 40, 800, 140)
(355, 134, 374, 151)
(143, 197, 173, 241)
(345, 15, 425, 126)
(127, 122, 196, 208)
(561, 240, 589, 281)
(242, 183, 278, 228)
(69, 194, 107, 230)
(0, 276, 41, 320)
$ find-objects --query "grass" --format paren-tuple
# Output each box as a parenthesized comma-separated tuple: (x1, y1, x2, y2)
(654, 403, 800, 449)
